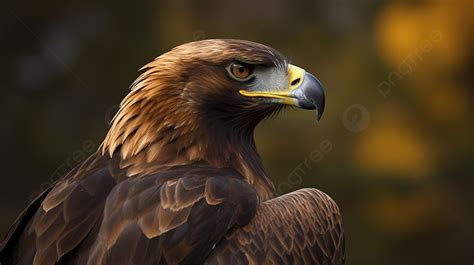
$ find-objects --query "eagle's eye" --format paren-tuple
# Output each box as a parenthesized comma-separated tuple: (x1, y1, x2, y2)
(228, 62, 254, 81)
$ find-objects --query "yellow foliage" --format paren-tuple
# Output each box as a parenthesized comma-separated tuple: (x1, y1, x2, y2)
(352, 107, 436, 178)
(414, 83, 470, 125)
(375, 0, 471, 70)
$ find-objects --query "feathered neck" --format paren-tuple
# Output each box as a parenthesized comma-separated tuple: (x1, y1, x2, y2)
(101, 60, 276, 200)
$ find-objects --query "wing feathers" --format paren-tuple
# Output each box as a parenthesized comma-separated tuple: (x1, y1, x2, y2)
(1, 155, 342, 265)
(84, 168, 258, 265)
(205, 188, 345, 265)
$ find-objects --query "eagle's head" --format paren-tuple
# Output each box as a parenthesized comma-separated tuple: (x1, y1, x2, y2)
(102, 39, 325, 198)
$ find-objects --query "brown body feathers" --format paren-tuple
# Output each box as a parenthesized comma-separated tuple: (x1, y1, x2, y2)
(0, 39, 344, 265)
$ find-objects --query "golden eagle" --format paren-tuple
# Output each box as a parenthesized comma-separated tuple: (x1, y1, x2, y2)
(0, 39, 344, 265)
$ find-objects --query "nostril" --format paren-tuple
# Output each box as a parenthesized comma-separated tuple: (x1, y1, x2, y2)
(291, 78, 301, 86)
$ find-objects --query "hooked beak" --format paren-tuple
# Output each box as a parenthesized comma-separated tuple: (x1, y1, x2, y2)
(239, 64, 326, 121)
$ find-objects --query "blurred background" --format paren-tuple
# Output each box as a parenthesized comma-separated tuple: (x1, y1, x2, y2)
(1, 0, 472, 263)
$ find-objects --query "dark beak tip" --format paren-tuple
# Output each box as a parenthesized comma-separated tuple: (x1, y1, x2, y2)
(302, 73, 325, 121)
(316, 108, 324, 121)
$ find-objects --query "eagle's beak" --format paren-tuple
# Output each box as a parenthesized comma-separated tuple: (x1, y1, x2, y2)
(239, 64, 326, 121)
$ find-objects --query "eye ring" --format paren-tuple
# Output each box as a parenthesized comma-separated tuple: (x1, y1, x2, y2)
(227, 62, 254, 81)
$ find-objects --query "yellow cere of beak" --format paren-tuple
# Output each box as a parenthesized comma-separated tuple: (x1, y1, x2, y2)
(287, 64, 306, 90)
(238, 64, 306, 105)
